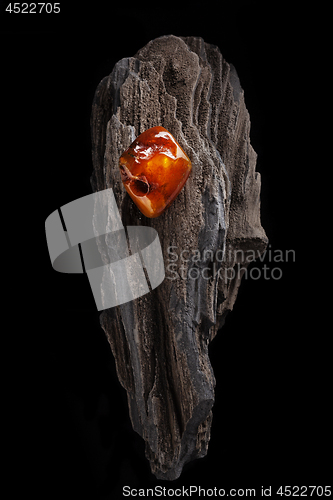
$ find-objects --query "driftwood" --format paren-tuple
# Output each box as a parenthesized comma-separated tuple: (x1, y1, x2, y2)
(90, 35, 267, 480)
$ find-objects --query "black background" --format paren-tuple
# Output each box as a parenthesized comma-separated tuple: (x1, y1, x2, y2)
(2, 3, 325, 499)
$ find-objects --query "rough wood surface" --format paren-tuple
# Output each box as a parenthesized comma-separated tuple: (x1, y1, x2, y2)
(90, 35, 267, 480)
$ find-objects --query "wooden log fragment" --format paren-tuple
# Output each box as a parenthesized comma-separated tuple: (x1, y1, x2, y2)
(90, 35, 268, 480)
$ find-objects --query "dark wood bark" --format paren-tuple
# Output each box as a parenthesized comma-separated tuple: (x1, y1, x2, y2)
(90, 35, 267, 480)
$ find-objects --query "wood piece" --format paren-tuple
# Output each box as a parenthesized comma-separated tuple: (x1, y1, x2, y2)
(90, 35, 268, 480)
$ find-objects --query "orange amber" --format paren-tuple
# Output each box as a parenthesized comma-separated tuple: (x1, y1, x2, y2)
(119, 126, 192, 218)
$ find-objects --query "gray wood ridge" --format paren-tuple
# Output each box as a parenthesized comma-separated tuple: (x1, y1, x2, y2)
(90, 35, 268, 480)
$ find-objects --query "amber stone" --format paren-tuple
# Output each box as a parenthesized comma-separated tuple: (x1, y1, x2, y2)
(119, 126, 192, 218)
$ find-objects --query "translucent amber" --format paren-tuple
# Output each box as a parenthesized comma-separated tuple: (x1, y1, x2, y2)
(119, 126, 192, 218)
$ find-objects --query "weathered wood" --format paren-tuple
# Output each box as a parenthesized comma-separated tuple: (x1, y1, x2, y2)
(90, 35, 267, 480)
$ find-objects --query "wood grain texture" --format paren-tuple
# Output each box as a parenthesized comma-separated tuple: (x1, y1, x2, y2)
(90, 35, 267, 480)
